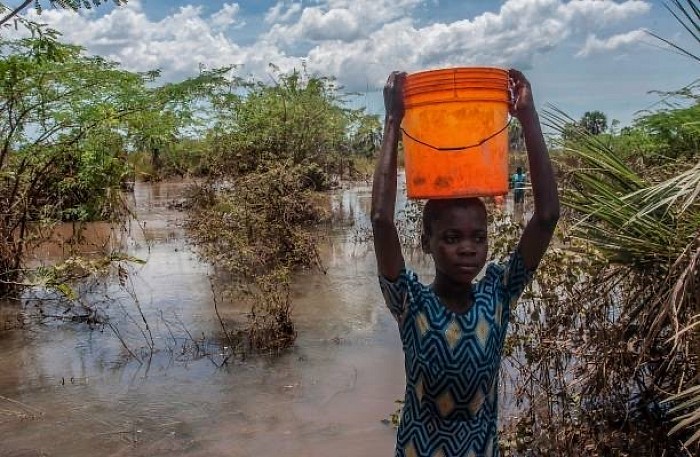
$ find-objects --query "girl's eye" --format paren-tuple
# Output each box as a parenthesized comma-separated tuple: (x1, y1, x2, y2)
(444, 235, 459, 244)
(475, 236, 486, 244)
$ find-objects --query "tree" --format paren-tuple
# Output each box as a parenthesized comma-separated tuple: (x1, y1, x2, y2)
(121, 67, 232, 177)
(634, 97, 700, 159)
(0, 34, 172, 295)
(579, 110, 608, 135)
(210, 66, 380, 182)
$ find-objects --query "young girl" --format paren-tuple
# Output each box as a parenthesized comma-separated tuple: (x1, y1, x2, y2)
(371, 69, 559, 457)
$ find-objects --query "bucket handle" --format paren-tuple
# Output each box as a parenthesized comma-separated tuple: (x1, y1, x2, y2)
(400, 116, 513, 152)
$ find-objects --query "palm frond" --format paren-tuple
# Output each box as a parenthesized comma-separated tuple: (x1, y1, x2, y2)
(647, 0, 700, 63)
(666, 383, 700, 447)
(545, 106, 687, 268)
(628, 161, 700, 217)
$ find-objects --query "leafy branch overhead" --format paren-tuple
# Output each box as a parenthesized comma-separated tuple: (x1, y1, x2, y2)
(0, 1, 127, 29)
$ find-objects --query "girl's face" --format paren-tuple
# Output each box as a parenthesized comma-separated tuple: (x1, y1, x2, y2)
(423, 204, 488, 285)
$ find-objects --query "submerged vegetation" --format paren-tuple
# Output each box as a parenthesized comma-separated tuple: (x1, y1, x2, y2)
(0, 28, 230, 298)
(186, 68, 380, 354)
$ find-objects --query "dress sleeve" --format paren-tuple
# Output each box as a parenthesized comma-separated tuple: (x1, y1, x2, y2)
(500, 248, 535, 303)
(378, 268, 419, 324)
(486, 248, 535, 307)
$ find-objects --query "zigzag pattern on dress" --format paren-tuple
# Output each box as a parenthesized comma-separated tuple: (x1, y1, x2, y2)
(379, 250, 533, 457)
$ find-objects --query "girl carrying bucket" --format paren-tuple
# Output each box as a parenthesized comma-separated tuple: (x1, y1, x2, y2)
(371, 69, 559, 457)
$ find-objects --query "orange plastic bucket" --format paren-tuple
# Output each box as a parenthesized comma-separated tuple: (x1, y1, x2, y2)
(402, 67, 510, 199)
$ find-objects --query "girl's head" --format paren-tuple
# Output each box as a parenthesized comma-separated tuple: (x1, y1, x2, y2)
(421, 198, 488, 285)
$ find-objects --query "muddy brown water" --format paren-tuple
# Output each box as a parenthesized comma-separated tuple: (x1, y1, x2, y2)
(0, 180, 529, 457)
(0, 180, 420, 457)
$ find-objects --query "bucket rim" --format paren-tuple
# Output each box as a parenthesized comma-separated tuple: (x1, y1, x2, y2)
(406, 66, 509, 80)
(404, 66, 510, 103)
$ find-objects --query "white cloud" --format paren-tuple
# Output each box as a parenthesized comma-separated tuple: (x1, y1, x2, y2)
(13, 0, 653, 92)
(556, 0, 650, 26)
(300, 0, 652, 89)
(265, 1, 302, 24)
(210, 3, 241, 30)
(264, 0, 424, 46)
(577, 29, 647, 56)
(297, 7, 361, 42)
(18, 1, 275, 80)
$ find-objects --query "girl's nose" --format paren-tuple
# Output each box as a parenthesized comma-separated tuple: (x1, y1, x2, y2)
(457, 240, 476, 256)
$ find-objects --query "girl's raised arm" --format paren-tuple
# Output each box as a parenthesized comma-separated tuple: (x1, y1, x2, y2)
(371, 71, 407, 281)
(509, 69, 560, 271)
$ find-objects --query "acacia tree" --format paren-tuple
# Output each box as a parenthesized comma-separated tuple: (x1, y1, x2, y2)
(0, 36, 137, 293)
(579, 110, 608, 135)
(0, 31, 236, 296)
(210, 66, 380, 181)
(124, 67, 232, 177)
(635, 97, 700, 159)
(187, 67, 382, 354)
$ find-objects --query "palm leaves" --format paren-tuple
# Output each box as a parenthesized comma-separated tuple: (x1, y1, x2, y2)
(667, 381, 700, 448)
(647, 0, 700, 63)
(546, 98, 699, 449)
(546, 107, 684, 267)
(647, 1, 700, 448)
(630, 161, 700, 216)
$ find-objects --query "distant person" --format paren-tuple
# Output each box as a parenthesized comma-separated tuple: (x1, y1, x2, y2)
(371, 69, 559, 457)
(511, 166, 527, 205)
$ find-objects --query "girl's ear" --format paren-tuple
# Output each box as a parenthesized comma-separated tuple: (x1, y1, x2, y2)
(421, 232, 431, 254)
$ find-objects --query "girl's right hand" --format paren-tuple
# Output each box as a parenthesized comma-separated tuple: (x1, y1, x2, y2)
(383, 71, 407, 122)
(508, 69, 536, 121)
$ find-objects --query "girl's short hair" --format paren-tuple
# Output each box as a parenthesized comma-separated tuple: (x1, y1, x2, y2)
(421, 198, 487, 237)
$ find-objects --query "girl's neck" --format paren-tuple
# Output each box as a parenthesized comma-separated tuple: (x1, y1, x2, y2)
(431, 275, 474, 314)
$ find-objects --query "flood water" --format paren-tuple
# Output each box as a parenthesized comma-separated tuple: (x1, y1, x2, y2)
(0, 180, 530, 457)
(0, 180, 422, 457)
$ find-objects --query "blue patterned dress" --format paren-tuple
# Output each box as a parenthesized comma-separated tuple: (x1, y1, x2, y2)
(379, 250, 533, 457)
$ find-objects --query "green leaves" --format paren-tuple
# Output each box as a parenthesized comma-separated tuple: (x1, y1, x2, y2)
(579, 110, 608, 135)
(635, 100, 700, 159)
(209, 67, 381, 178)
(544, 102, 700, 453)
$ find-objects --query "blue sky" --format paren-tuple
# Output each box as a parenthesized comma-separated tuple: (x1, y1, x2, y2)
(15, 0, 700, 126)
